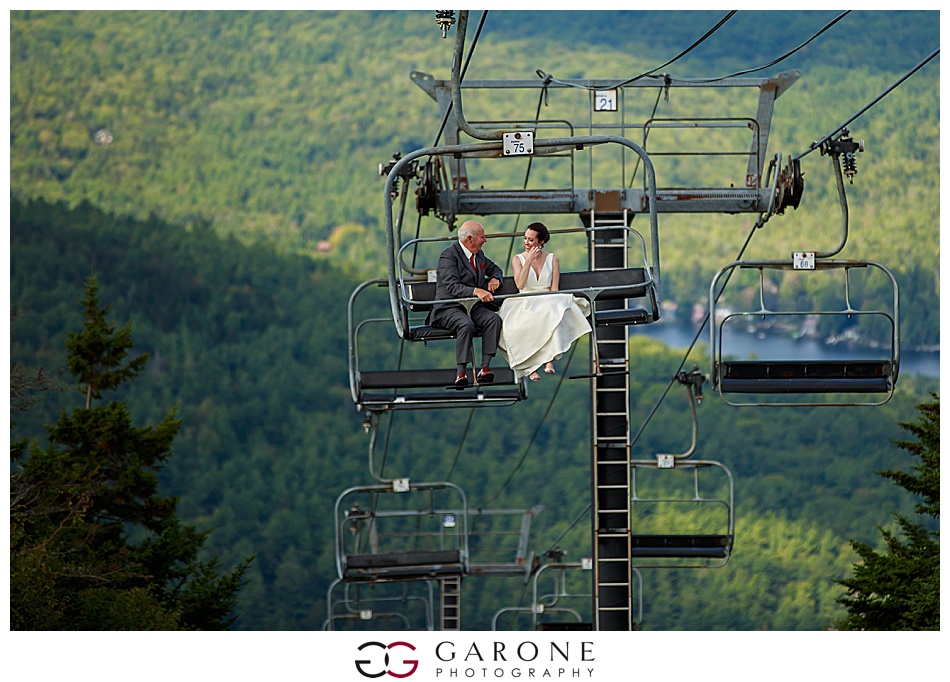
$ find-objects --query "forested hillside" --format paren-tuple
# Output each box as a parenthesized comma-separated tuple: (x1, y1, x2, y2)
(9, 10, 940, 345)
(9, 10, 940, 630)
(10, 197, 938, 629)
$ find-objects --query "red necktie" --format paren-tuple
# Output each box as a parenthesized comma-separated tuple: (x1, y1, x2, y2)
(470, 254, 477, 271)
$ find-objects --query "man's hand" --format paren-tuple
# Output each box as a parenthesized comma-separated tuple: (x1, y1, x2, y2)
(486, 277, 500, 293)
(474, 287, 494, 303)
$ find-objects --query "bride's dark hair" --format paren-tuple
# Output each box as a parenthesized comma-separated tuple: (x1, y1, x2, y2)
(526, 222, 550, 245)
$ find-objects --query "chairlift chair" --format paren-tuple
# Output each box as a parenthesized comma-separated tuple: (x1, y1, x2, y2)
(349, 278, 528, 411)
(709, 258, 900, 406)
(334, 481, 470, 584)
(629, 458, 736, 569)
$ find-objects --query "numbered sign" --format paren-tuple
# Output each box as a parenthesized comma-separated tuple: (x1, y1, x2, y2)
(503, 131, 534, 156)
(793, 252, 816, 270)
(594, 89, 618, 112)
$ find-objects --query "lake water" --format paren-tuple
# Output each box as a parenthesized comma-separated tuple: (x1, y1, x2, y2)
(632, 321, 940, 379)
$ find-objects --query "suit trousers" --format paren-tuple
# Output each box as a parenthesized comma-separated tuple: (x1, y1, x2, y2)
(429, 303, 502, 366)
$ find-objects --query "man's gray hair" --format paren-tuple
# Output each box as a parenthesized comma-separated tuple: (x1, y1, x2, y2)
(458, 220, 481, 242)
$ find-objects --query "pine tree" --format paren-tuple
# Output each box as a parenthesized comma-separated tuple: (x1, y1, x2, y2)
(835, 396, 940, 630)
(10, 276, 251, 630)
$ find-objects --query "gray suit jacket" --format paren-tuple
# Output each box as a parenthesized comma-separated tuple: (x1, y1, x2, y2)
(430, 241, 504, 316)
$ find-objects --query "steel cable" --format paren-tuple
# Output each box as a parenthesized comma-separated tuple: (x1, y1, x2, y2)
(539, 11, 737, 92)
(683, 11, 852, 83)
(483, 341, 579, 507)
(794, 47, 940, 161)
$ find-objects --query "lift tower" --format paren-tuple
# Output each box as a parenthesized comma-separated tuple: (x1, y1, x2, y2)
(398, 58, 797, 628)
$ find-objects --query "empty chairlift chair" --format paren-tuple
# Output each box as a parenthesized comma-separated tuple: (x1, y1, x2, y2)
(335, 481, 470, 584)
(629, 457, 735, 569)
(709, 259, 900, 406)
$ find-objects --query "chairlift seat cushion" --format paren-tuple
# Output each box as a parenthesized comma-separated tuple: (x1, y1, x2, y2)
(631, 534, 732, 559)
(407, 268, 651, 309)
(360, 389, 525, 408)
(344, 550, 464, 580)
(360, 368, 517, 389)
(346, 549, 461, 569)
(594, 308, 651, 327)
(539, 622, 594, 631)
(719, 360, 892, 394)
(408, 325, 458, 341)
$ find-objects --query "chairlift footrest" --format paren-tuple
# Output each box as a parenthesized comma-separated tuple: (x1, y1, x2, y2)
(595, 308, 651, 327)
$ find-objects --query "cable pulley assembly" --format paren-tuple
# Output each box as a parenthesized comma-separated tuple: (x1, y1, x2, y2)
(773, 158, 805, 215)
(820, 128, 864, 183)
(379, 152, 416, 199)
(675, 365, 707, 404)
(435, 10, 456, 38)
(415, 158, 442, 217)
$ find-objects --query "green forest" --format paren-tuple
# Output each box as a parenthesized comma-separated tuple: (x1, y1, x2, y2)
(9, 195, 939, 630)
(8, 10, 940, 631)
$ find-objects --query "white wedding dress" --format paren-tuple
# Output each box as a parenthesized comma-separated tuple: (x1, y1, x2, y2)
(498, 252, 592, 378)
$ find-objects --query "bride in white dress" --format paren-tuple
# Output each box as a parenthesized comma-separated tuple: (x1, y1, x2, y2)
(498, 223, 592, 381)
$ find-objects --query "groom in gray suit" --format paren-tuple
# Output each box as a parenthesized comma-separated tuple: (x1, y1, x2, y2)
(428, 220, 504, 387)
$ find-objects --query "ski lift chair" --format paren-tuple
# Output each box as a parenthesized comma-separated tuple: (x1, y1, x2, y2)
(710, 258, 900, 406)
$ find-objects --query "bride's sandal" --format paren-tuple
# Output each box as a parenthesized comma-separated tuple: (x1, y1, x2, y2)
(543, 362, 556, 374)
(529, 371, 540, 381)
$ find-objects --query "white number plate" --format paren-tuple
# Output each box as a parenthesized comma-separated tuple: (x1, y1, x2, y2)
(594, 89, 618, 112)
(793, 252, 816, 270)
(503, 131, 534, 156)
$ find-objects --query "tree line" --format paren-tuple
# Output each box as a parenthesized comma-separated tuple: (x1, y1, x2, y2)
(10, 196, 938, 629)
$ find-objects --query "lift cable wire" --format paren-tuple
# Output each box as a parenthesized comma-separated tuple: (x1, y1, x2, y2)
(409, 8, 486, 273)
(502, 581, 534, 631)
(444, 407, 476, 482)
(482, 341, 579, 508)
(627, 86, 666, 189)
(529, 217, 764, 556)
(609, 10, 737, 89)
(630, 214, 764, 449)
(536, 46, 923, 543)
(442, 83, 558, 488)
(543, 502, 592, 556)
(681, 10, 852, 84)
(794, 46, 940, 161)
(538, 11, 736, 92)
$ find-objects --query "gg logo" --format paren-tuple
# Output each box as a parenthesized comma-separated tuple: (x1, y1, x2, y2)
(355, 641, 419, 679)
